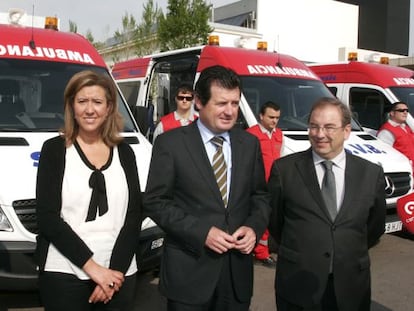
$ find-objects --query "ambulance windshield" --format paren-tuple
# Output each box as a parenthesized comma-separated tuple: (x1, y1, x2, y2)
(0, 59, 136, 132)
(241, 76, 362, 131)
(389, 87, 414, 113)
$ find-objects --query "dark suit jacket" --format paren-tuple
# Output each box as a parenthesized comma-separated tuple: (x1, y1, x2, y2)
(268, 149, 386, 311)
(143, 122, 270, 304)
(35, 136, 142, 274)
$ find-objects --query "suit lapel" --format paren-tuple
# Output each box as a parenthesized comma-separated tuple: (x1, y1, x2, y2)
(338, 154, 358, 218)
(227, 129, 243, 208)
(182, 123, 225, 207)
(296, 149, 333, 221)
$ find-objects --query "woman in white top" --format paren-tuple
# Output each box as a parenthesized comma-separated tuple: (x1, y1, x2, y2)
(36, 70, 142, 311)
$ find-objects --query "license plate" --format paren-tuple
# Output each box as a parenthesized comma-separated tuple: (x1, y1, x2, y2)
(385, 221, 403, 233)
(151, 238, 164, 250)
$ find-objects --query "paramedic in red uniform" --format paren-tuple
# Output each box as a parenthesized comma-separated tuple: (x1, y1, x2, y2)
(377, 101, 414, 173)
(247, 101, 283, 267)
(152, 84, 197, 142)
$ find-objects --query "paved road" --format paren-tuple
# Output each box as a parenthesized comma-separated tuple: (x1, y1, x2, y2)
(1, 232, 413, 311)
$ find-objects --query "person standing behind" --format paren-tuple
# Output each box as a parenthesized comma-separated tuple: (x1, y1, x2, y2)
(36, 70, 142, 311)
(152, 84, 198, 142)
(377, 101, 414, 173)
(268, 97, 386, 311)
(144, 65, 270, 311)
(246, 101, 283, 267)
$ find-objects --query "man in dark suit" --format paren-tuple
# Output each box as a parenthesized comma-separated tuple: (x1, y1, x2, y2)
(144, 65, 270, 311)
(268, 97, 386, 311)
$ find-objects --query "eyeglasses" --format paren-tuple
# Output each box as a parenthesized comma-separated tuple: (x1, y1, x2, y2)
(309, 125, 343, 134)
(177, 95, 193, 101)
(393, 108, 409, 113)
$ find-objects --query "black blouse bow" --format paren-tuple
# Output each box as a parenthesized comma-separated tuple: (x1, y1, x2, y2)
(86, 169, 109, 221)
(73, 140, 112, 222)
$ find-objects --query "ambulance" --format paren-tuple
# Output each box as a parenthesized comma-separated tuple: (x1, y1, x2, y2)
(0, 13, 163, 290)
(309, 54, 414, 135)
(112, 38, 412, 234)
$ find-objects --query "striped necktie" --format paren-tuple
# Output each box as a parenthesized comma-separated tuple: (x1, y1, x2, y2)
(211, 136, 227, 207)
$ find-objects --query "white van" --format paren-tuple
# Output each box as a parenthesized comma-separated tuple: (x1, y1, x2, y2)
(309, 57, 414, 134)
(113, 40, 412, 234)
(0, 15, 163, 290)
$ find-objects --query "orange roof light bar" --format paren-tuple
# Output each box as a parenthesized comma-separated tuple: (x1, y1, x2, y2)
(208, 35, 220, 46)
(44, 16, 58, 30)
(348, 52, 358, 61)
(380, 57, 389, 65)
(257, 41, 268, 51)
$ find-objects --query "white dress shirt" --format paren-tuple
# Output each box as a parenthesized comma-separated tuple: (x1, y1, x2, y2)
(313, 150, 346, 211)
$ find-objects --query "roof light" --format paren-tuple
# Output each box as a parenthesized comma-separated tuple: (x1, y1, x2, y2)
(44, 16, 58, 30)
(208, 35, 220, 46)
(257, 41, 268, 51)
(380, 57, 389, 65)
(348, 52, 358, 61)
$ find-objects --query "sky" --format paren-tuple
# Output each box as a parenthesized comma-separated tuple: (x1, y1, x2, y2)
(0, 0, 235, 42)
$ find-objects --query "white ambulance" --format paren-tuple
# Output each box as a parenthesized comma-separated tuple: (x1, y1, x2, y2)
(113, 39, 412, 234)
(0, 14, 163, 290)
(309, 54, 414, 134)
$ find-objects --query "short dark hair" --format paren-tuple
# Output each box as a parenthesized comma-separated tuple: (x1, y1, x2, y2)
(195, 65, 241, 106)
(308, 97, 351, 126)
(391, 101, 408, 111)
(260, 101, 280, 115)
(175, 84, 193, 97)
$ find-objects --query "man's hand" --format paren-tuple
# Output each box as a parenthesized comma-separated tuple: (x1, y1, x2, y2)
(232, 226, 256, 254)
(205, 226, 236, 254)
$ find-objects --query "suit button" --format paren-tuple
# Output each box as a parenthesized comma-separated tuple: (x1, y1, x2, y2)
(324, 252, 331, 258)
(331, 225, 336, 231)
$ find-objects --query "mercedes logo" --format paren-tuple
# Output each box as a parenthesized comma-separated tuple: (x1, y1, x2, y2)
(384, 175, 395, 197)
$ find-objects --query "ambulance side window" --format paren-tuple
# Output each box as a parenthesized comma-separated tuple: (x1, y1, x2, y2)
(328, 86, 337, 96)
(349, 88, 390, 130)
(118, 81, 140, 109)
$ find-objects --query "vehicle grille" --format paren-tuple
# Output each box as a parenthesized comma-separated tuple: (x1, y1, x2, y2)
(13, 199, 38, 234)
(384, 172, 411, 199)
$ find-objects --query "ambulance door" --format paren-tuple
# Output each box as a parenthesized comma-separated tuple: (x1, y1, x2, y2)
(348, 86, 392, 133)
(146, 56, 198, 141)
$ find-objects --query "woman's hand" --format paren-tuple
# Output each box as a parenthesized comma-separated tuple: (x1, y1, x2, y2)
(83, 258, 124, 303)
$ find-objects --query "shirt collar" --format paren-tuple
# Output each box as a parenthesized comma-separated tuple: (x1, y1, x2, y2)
(197, 119, 230, 145)
(174, 110, 196, 121)
(312, 149, 346, 169)
(388, 119, 406, 128)
(258, 123, 274, 135)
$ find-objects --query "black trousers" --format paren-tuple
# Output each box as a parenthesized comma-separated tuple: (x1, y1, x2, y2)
(167, 254, 250, 311)
(39, 271, 137, 311)
(276, 274, 339, 311)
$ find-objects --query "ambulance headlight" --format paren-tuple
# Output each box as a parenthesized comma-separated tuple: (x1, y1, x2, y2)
(0, 207, 13, 232)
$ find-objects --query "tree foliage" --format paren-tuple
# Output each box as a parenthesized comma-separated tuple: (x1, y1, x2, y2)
(68, 20, 78, 33)
(158, 0, 212, 51)
(85, 29, 94, 43)
(136, 0, 163, 56)
(113, 12, 139, 61)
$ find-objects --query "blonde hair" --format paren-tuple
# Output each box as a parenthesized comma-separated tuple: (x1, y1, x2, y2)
(62, 70, 123, 146)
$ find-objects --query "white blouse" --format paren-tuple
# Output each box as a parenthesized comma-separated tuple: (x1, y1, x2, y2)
(44, 144, 137, 279)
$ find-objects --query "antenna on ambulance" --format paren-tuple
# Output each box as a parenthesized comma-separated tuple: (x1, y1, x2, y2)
(29, 4, 36, 49)
(274, 36, 283, 68)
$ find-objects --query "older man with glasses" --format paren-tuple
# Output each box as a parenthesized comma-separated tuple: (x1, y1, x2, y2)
(377, 101, 414, 173)
(153, 84, 198, 142)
